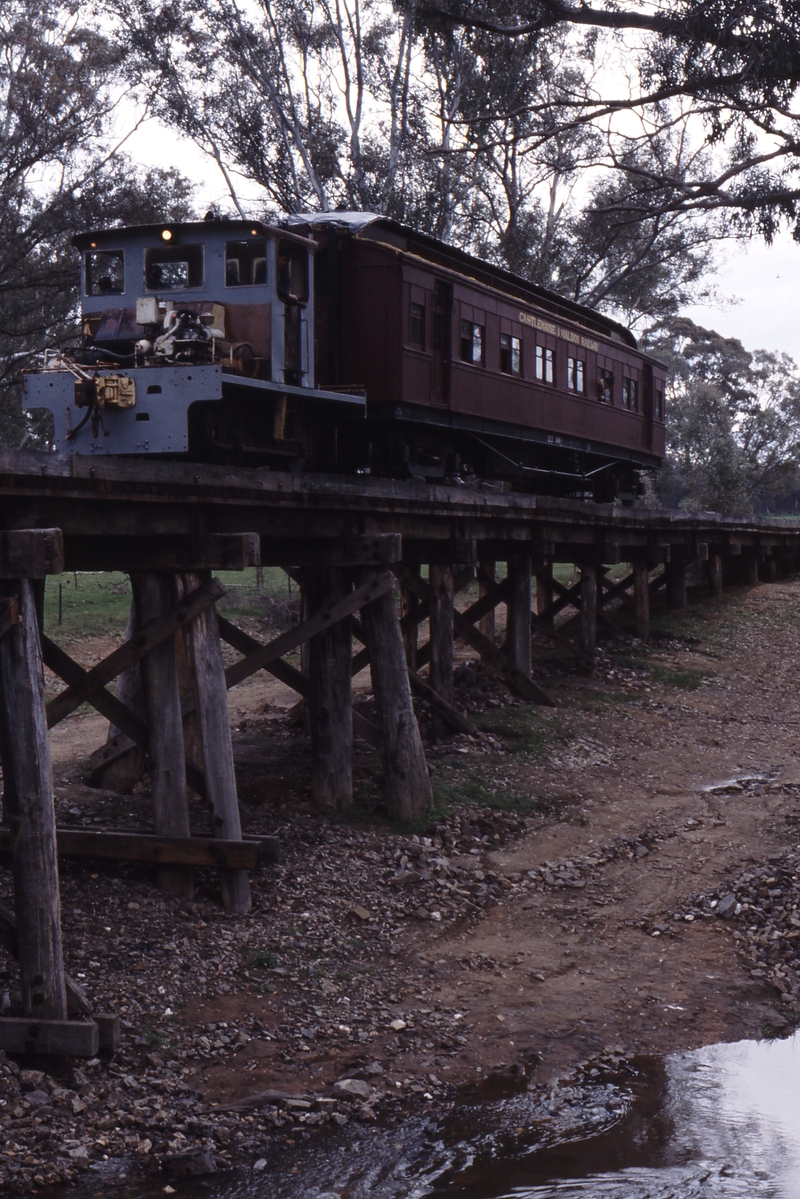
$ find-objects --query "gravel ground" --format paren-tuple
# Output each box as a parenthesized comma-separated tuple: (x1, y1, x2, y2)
(4, 575, 800, 1193)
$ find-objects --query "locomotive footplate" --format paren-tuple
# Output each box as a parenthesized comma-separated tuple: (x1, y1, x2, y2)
(23, 365, 366, 456)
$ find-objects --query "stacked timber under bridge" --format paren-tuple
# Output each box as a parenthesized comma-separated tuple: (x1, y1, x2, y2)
(0, 449, 799, 1058)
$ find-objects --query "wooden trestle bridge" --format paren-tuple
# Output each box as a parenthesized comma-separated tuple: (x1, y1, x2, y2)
(0, 450, 798, 1057)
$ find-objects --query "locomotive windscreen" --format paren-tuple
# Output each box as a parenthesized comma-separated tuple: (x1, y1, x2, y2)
(226, 239, 267, 287)
(144, 244, 205, 290)
(85, 250, 125, 296)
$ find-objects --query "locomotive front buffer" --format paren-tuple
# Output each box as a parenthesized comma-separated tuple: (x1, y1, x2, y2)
(22, 219, 366, 462)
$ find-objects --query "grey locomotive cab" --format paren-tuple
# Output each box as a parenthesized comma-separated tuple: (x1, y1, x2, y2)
(23, 219, 365, 460)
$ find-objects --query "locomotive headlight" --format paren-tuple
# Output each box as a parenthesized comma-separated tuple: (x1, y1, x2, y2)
(160, 228, 173, 241)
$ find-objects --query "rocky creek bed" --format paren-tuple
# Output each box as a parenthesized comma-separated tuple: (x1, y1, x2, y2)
(5, 575, 800, 1191)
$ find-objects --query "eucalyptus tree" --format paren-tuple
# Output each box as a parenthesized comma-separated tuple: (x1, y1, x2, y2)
(644, 319, 800, 514)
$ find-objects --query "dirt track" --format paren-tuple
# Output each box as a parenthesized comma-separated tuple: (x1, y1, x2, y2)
(58, 577, 800, 1081)
(3, 573, 799, 1190)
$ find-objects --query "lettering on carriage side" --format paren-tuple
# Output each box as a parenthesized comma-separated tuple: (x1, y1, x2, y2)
(519, 311, 599, 353)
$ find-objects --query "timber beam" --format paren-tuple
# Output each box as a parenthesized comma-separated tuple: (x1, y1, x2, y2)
(0, 828, 280, 869)
(0, 528, 63, 577)
(64, 533, 259, 572)
(395, 564, 553, 706)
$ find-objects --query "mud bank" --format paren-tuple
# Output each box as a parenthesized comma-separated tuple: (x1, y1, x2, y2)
(3, 576, 800, 1192)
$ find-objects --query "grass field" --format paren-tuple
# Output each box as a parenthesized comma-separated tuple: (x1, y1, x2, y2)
(42, 567, 296, 641)
(41, 560, 632, 643)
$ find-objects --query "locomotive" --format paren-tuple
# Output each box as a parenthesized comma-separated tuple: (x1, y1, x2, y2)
(22, 212, 666, 501)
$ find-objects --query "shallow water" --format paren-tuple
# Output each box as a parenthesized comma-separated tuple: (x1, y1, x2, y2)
(430, 1035, 800, 1198)
(71, 1032, 800, 1199)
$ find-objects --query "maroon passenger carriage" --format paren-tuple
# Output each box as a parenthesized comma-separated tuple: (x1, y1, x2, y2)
(23, 212, 666, 502)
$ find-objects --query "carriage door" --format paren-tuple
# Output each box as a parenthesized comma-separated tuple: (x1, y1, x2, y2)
(277, 239, 309, 386)
(432, 280, 451, 406)
(643, 362, 655, 449)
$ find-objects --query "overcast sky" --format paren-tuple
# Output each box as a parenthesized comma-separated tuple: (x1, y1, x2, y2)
(125, 118, 800, 364)
(683, 232, 800, 363)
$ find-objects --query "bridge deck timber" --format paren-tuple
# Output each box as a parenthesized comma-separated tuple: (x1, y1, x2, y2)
(1, 452, 798, 568)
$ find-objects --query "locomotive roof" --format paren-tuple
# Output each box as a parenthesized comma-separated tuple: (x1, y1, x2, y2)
(71, 219, 314, 250)
(285, 212, 637, 349)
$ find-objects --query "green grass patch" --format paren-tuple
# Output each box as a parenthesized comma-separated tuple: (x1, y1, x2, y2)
(572, 689, 639, 710)
(647, 664, 708, 689)
(144, 1029, 170, 1047)
(431, 771, 584, 823)
(41, 566, 297, 642)
(473, 705, 571, 756)
(433, 773, 535, 815)
(43, 572, 132, 640)
(251, 950, 279, 969)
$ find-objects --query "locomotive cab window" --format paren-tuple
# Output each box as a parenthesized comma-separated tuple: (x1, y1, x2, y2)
(535, 345, 554, 384)
(460, 320, 484, 365)
(622, 376, 639, 411)
(85, 250, 124, 296)
(145, 244, 205, 290)
(226, 239, 267, 287)
(500, 333, 521, 375)
(597, 367, 614, 403)
(410, 301, 425, 349)
(567, 356, 584, 392)
(277, 239, 309, 304)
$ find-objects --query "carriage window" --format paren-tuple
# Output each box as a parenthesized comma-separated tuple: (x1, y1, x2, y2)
(500, 333, 521, 375)
(145, 244, 205, 290)
(597, 367, 614, 403)
(655, 387, 663, 419)
(460, 320, 484, 365)
(226, 239, 267, 287)
(410, 302, 425, 348)
(622, 377, 639, 411)
(85, 250, 124, 296)
(535, 345, 554, 383)
(567, 356, 584, 392)
(277, 239, 309, 303)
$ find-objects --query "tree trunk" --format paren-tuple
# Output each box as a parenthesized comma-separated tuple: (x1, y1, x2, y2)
(130, 573, 193, 901)
(580, 564, 597, 662)
(506, 553, 532, 678)
(708, 553, 723, 597)
(428, 564, 455, 739)
(359, 573, 432, 821)
(99, 596, 147, 793)
(400, 564, 421, 670)
(665, 560, 687, 609)
(536, 559, 554, 629)
(308, 568, 353, 810)
(178, 571, 251, 915)
(633, 562, 650, 641)
(478, 560, 496, 651)
(0, 579, 67, 1018)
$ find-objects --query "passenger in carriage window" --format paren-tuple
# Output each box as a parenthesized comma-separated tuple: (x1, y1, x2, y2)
(597, 367, 614, 403)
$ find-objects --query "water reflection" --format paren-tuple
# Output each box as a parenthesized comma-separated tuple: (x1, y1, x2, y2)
(62, 1033, 800, 1199)
(438, 1036, 800, 1199)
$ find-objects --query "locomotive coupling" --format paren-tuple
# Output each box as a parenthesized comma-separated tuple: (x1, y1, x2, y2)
(74, 375, 136, 409)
